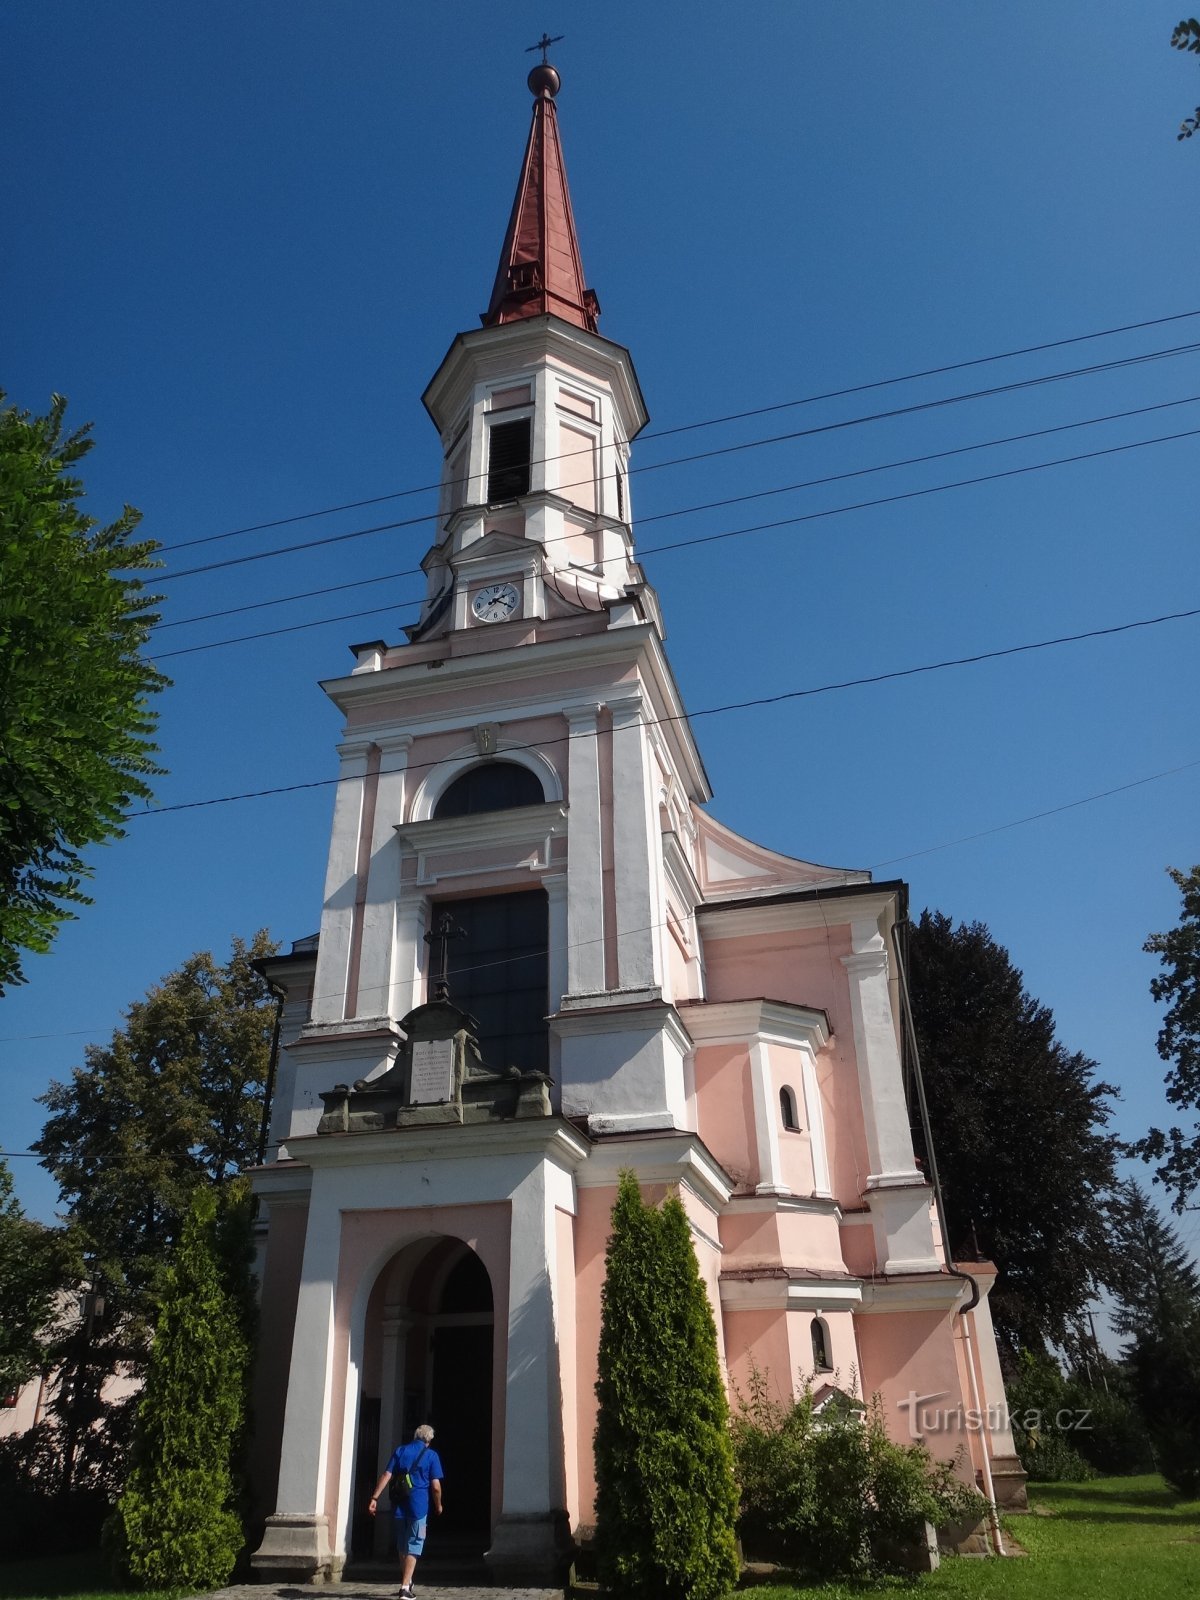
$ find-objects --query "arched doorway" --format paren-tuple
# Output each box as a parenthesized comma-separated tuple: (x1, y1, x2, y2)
(352, 1238, 495, 1561)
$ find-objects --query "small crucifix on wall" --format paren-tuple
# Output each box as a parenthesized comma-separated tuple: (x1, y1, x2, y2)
(424, 910, 465, 1003)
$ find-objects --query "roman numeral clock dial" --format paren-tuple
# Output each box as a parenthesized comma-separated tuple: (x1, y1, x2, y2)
(471, 582, 520, 622)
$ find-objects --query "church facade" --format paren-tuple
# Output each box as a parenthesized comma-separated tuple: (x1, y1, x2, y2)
(248, 60, 1022, 1585)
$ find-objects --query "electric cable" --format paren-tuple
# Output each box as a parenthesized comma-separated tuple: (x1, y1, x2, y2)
(151, 389, 1200, 637)
(138, 603, 1200, 808)
(156, 307, 1200, 554)
(152, 420, 1200, 660)
(4, 745, 1197, 1050)
(156, 339, 1200, 582)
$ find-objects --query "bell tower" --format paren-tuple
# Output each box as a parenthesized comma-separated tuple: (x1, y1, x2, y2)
(412, 58, 662, 647)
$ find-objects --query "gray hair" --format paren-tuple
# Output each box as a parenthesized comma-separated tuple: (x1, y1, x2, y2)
(414, 1423, 435, 1443)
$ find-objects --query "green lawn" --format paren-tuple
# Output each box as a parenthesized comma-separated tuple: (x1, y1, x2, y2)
(747, 1475, 1200, 1600)
(0, 1553, 181, 1600)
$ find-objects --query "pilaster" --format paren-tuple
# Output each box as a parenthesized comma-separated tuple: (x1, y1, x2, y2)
(486, 1162, 575, 1583)
(355, 735, 413, 1019)
(608, 691, 660, 994)
(564, 703, 605, 994)
(749, 1038, 788, 1195)
(311, 741, 372, 1025)
(798, 1041, 833, 1198)
(841, 917, 938, 1273)
(252, 1194, 342, 1581)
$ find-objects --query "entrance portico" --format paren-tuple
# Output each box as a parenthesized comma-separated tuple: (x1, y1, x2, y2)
(251, 1121, 586, 1584)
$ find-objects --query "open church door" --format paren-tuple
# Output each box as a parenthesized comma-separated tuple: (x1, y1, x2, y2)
(429, 1249, 494, 1547)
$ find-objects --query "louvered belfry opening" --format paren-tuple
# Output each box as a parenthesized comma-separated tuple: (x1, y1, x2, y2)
(487, 418, 532, 502)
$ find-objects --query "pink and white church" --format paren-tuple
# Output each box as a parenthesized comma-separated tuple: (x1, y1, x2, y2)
(247, 59, 1023, 1585)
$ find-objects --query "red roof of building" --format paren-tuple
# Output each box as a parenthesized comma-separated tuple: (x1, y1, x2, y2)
(483, 64, 600, 333)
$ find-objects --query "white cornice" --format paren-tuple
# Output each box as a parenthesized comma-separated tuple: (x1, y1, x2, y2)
(247, 1160, 314, 1204)
(856, 1275, 967, 1314)
(719, 1275, 864, 1312)
(395, 800, 567, 853)
(284, 1117, 591, 1172)
(572, 1132, 734, 1208)
(729, 1193, 843, 1221)
(422, 317, 649, 442)
(680, 998, 830, 1051)
(698, 890, 900, 941)
(321, 624, 712, 802)
(549, 1001, 691, 1055)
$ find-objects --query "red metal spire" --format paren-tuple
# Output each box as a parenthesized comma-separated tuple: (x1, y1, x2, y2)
(483, 62, 600, 333)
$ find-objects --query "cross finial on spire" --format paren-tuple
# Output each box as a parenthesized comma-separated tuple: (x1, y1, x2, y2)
(526, 32, 563, 64)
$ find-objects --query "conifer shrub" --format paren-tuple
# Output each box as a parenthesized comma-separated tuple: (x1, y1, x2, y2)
(594, 1171, 740, 1600)
(731, 1369, 983, 1578)
(107, 1181, 256, 1589)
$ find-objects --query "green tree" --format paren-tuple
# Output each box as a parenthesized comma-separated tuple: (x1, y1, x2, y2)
(0, 1158, 76, 1396)
(0, 392, 165, 991)
(593, 1171, 739, 1600)
(108, 1181, 256, 1589)
(1135, 865, 1200, 1209)
(906, 911, 1122, 1357)
(35, 931, 279, 1316)
(1110, 1181, 1200, 1496)
(1172, 18, 1200, 140)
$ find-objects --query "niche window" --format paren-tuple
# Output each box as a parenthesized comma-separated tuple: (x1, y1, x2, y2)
(487, 418, 531, 502)
(780, 1085, 801, 1131)
(433, 761, 545, 818)
(811, 1316, 833, 1373)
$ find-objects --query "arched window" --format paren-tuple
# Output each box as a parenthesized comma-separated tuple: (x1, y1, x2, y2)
(779, 1085, 801, 1132)
(811, 1316, 832, 1373)
(433, 761, 545, 819)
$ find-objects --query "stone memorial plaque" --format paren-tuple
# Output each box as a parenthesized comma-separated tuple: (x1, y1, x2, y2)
(409, 1037, 455, 1104)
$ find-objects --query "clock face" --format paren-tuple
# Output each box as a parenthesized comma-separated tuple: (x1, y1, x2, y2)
(471, 581, 520, 623)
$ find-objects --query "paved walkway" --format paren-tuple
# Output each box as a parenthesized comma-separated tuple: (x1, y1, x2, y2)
(209, 1585, 565, 1600)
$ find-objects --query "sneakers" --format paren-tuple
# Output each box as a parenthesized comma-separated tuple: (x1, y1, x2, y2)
(398, 1587, 413, 1599)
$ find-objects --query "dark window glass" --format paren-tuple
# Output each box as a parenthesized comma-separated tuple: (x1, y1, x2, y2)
(433, 762, 545, 819)
(437, 891, 549, 1073)
(487, 418, 531, 502)
(615, 466, 625, 521)
(780, 1086, 801, 1131)
(811, 1316, 832, 1371)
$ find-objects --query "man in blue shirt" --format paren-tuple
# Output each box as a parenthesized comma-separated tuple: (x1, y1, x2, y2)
(368, 1423, 445, 1598)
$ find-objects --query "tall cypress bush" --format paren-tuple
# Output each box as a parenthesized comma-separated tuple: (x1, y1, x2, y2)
(108, 1180, 255, 1589)
(594, 1171, 739, 1600)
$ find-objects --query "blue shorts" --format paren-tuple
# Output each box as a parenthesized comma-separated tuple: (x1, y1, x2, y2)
(394, 1514, 427, 1556)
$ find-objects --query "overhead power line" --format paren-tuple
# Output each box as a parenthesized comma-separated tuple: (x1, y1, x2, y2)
(871, 757, 1200, 867)
(5, 743, 1198, 1052)
(152, 390, 1200, 636)
(158, 338, 1200, 583)
(139, 603, 1200, 808)
(156, 306, 1200, 554)
(152, 418, 1200, 660)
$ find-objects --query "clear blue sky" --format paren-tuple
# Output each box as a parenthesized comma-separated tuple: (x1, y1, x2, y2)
(3, 4, 1198, 1277)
